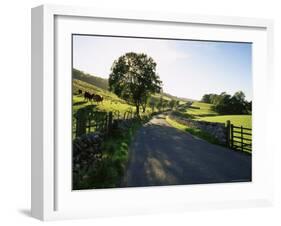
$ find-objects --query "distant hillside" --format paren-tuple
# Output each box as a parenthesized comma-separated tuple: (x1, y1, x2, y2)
(162, 92, 196, 103)
(73, 68, 109, 90)
(73, 68, 191, 103)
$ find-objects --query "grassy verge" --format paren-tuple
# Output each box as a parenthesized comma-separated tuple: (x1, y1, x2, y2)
(74, 118, 147, 189)
(166, 116, 221, 145)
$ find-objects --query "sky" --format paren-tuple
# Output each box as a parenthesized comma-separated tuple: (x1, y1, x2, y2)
(73, 35, 252, 101)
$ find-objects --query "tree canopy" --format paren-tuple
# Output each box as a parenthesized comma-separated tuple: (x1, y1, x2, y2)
(201, 91, 251, 115)
(109, 52, 162, 116)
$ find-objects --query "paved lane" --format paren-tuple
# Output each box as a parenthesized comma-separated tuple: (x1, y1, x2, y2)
(122, 114, 251, 187)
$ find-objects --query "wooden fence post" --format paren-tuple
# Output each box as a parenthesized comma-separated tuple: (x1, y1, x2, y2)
(76, 108, 87, 137)
(241, 126, 244, 152)
(230, 124, 234, 149)
(108, 112, 113, 134)
(88, 116, 91, 133)
(226, 120, 231, 148)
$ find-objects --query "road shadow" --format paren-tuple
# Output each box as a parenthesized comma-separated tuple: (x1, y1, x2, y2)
(123, 120, 252, 188)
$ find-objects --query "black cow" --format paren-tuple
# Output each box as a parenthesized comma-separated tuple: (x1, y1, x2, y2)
(84, 91, 94, 102)
(93, 94, 103, 104)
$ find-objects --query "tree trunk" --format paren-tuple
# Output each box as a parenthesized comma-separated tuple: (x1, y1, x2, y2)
(136, 104, 140, 116)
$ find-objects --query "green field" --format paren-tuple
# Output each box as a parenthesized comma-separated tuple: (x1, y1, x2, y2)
(183, 101, 251, 129)
(170, 101, 252, 153)
(186, 102, 218, 117)
(198, 115, 252, 128)
(199, 115, 252, 153)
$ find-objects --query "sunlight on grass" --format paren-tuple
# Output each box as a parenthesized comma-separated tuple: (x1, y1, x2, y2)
(73, 95, 136, 115)
(166, 116, 188, 132)
(186, 101, 218, 117)
(198, 115, 252, 128)
(73, 79, 155, 117)
(166, 116, 220, 145)
(198, 115, 252, 153)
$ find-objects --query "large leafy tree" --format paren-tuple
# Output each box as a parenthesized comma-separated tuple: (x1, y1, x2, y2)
(201, 91, 250, 114)
(229, 91, 247, 114)
(109, 52, 162, 116)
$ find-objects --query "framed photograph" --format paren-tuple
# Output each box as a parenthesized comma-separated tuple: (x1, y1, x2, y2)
(31, 4, 274, 221)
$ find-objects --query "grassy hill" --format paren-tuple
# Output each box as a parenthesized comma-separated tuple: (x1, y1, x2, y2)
(162, 92, 196, 103)
(186, 102, 218, 117)
(73, 79, 136, 115)
(73, 68, 109, 90)
(73, 68, 189, 104)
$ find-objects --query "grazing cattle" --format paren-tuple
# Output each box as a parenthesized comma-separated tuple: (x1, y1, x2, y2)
(93, 94, 103, 104)
(78, 89, 83, 95)
(84, 91, 94, 102)
(84, 92, 103, 103)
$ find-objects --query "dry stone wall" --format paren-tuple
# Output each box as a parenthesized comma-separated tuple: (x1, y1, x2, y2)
(169, 114, 227, 144)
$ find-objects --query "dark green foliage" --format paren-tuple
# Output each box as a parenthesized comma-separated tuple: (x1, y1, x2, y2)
(201, 91, 251, 115)
(148, 98, 158, 112)
(201, 93, 219, 104)
(74, 119, 143, 189)
(109, 52, 162, 116)
(169, 99, 177, 110)
(155, 96, 170, 112)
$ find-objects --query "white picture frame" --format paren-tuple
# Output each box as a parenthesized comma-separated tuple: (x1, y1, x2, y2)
(31, 4, 274, 221)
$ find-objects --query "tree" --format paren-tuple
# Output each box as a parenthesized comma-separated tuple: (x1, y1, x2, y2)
(245, 100, 252, 114)
(109, 52, 162, 116)
(169, 99, 177, 110)
(202, 91, 251, 115)
(175, 100, 180, 109)
(156, 97, 163, 112)
(232, 91, 246, 102)
(162, 99, 169, 111)
(141, 95, 150, 113)
(201, 94, 211, 103)
(229, 91, 247, 114)
(148, 98, 158, 112)
(213, 92, 232, 114)
(201, 93, 220, 104)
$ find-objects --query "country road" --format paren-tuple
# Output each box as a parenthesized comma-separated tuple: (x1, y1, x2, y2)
(122, 114, 252, 187)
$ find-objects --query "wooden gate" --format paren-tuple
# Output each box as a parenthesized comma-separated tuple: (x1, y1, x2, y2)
(226, 120, 252, 153)
(74, 106, 109, 138)
(73, 106, 137, 138)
